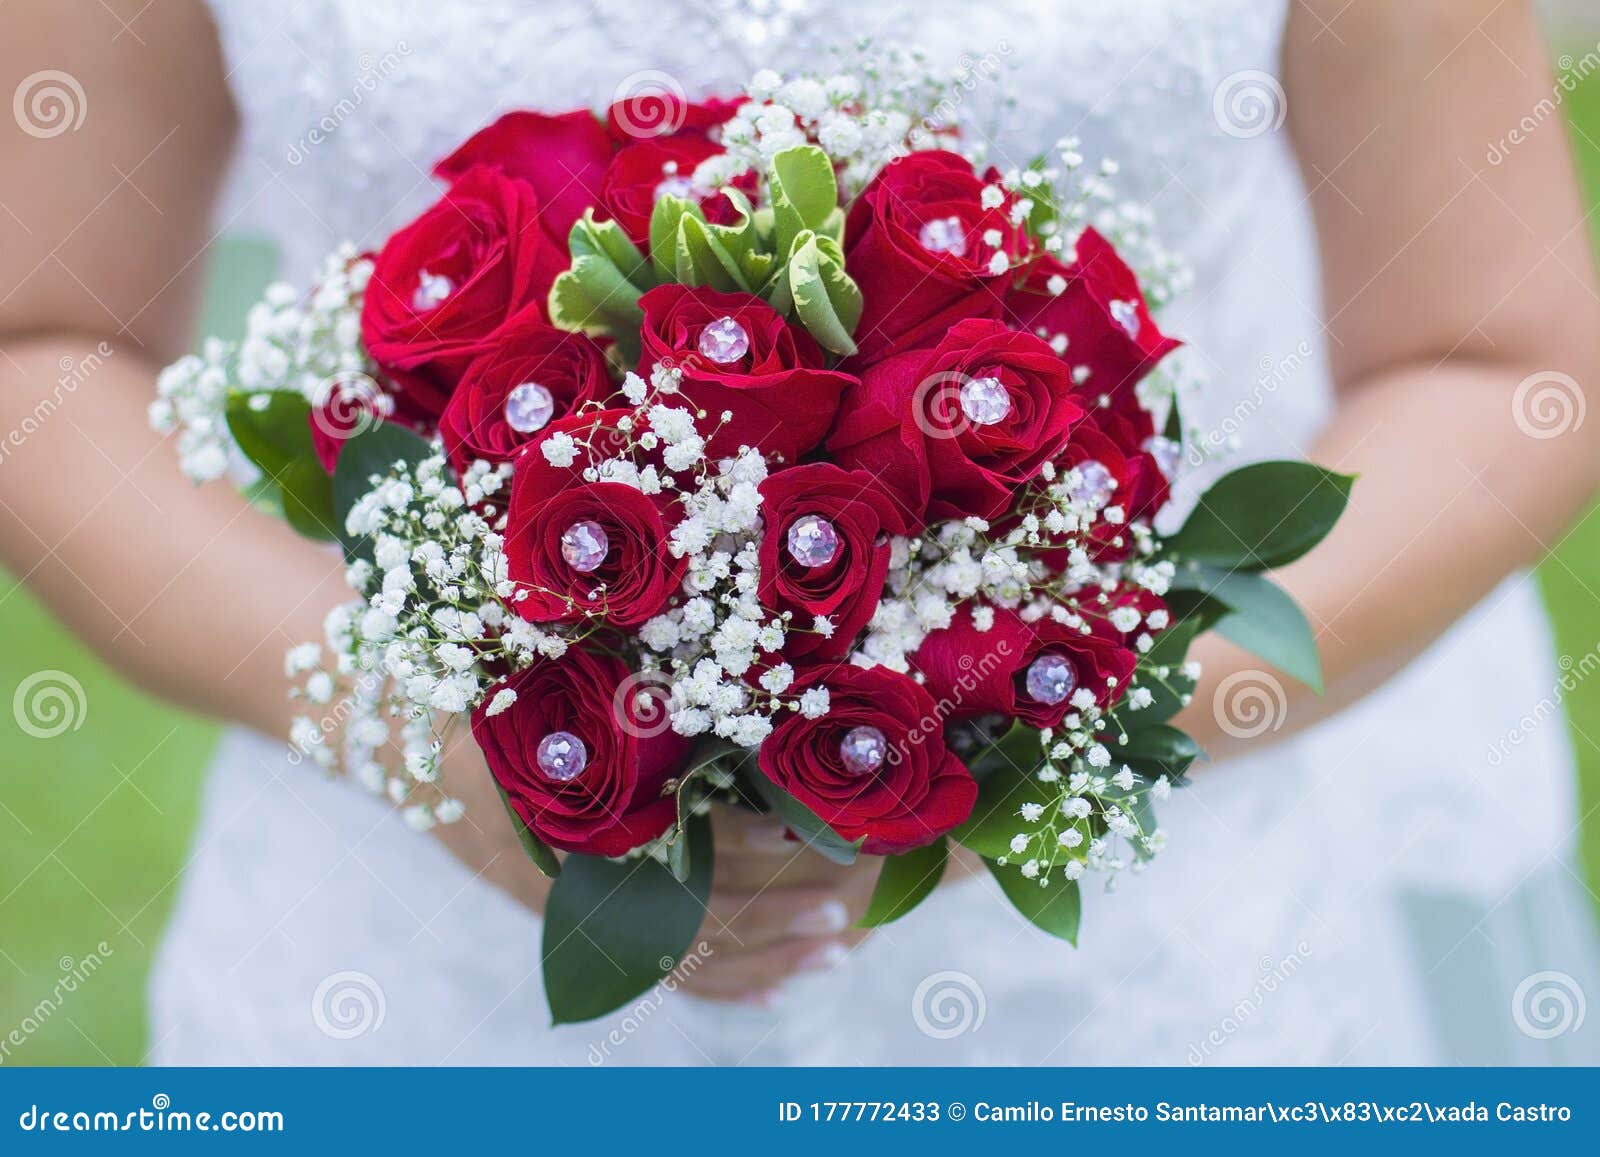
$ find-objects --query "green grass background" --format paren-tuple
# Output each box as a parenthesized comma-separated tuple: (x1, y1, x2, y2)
(3, 69, 1600, 1067)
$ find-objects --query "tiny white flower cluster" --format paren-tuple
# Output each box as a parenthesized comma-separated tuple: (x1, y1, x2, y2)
(720, 45, 983, 195)
(289, 451, 523, 830)
(149, 247, 374, 481)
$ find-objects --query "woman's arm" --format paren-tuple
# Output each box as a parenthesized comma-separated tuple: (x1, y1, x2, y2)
(1180, 0, 1600, 755)
(0, 0, 353, 741)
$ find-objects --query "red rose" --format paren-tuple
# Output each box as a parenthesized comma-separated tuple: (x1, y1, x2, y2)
(827, 318, 1083, 525)
(638, 285, 854, 462)
(756, 463, 911, 661)
(606, 92, 742, 144)
(439, 317, 612, 472)
(434, 109, 614, 246)
(843, 150, 1027, 364)
(757, 664, 977, 854)
(1003, 228, 1179, 395)
(505, 410, 686, 629)
(361, 167, 565, 417)
(598, 138, 753, 249)
(305, 373, 401, 473)
(912, 605, 1138, 729)
(472, 645, 687, 856)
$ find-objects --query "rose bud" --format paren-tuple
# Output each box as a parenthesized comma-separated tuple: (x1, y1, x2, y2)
(505, 410, 686, 629)
(756, 463, 913, 661)
(473, 645, 688, 857)
(434, 109, 614, 248)
(439, 317, 612, 472)
(605, 92, 742, 144)
(827, 317, 1084, 526)
(911, 604, 1139, 730)
(598, 138, 756, 249)
(1003, 227, 1180, 396)
(757, 664, 977, 855)
(361, 167, 567, 416)
(637, 285, 855, 463)
(843, 150, 1027, 365)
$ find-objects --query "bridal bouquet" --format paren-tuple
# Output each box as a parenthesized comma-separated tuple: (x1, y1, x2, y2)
(153, 56, 1348, 1023)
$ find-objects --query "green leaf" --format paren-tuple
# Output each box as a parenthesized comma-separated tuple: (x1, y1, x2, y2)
(860, 838, 947, 927)
(225, 391, 337, 540)
(225, 390, 315, 477)
(331, 421, 433, 560)
(571, 213, 654, 294)
(649, 195, 700, 283)
(541, 817, 712, 1025)
(1173, 565, 1323, 692)
(277, 456, 337, 541)
(675, 213, 752, 293)
(493, 781, 561, 879)
(1168, 461, 1352, 570)
(745, 767, 864, 866)
(1105, 723, 1201, 782)
(780, 231, 862, 356)
(985, 858, 1081, 945)
(548, 213, 653, 338)
(950, 725, 1054, 860)
(769, 145, 843, 255)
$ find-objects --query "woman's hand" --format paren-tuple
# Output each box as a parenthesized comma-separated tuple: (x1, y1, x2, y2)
(430, 731, 980, 1005)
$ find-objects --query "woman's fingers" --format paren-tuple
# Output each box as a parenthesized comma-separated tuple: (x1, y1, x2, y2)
(677, 931, 864, 1003)
(701, 884, 853, 949)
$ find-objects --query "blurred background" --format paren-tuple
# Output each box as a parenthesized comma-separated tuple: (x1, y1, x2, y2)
(5, 10, 1600, 1064)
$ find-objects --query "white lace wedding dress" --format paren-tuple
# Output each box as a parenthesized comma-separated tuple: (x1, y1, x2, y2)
(150, 0, 1600, 1065)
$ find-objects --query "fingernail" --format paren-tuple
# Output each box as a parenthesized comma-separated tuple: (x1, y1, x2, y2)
(799, 942, 849, 972)
(789, 899, 849, 936)
(736, 988, 779, 1008)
